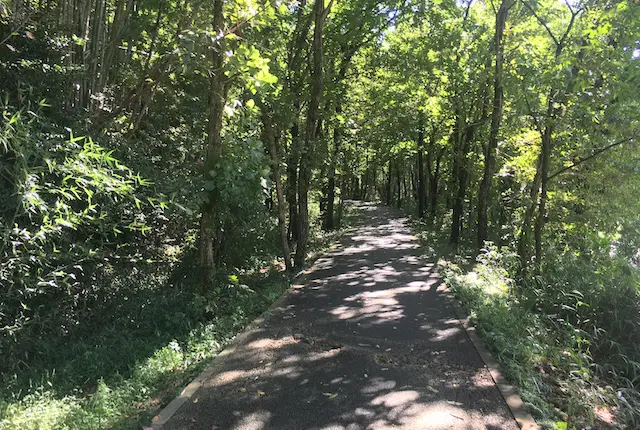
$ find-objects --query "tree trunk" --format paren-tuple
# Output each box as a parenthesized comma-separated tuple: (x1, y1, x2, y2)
(287, 121, 300, 243)
(386, 162, 392, 205)
(199, 0, 226, 287)
(294, 0, 330, 268)
(517, 2, 577, 268)
(362, 157, 370, 200)
(87, 0, 106, 109)
(417, 130, 426, 217)
(467, 189, 475, 233)
(262, 107, 293, 272)
(517, 154, 542, 268)
(451, 121, 476, 244)
(396, 160, 401, 209)
(403, 170, 408, 202)
(535, 125, 551, 263)
(450, 119, 463, 244)
(411, 167, 417, 200)
(477, 0, 513, 250)
(324, 104, 342, 230)
(100, 0, 134, 91)
(427, 146, 443, 226)
(143, 1, 164, 73)
(518, 89, 555, 269)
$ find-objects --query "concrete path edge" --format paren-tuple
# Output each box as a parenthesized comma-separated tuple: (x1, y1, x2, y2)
(438, 282, 539, 430)
(149, 237, 349, 429)
(150, 290, 291, 429)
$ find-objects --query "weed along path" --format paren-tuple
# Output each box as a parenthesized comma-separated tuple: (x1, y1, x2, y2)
(157, 202, 524, 430)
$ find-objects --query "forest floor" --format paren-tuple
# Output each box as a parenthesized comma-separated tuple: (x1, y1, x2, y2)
(158, 202, 522, 430)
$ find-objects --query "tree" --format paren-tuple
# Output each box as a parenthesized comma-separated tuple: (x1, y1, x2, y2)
(477, 0, 515, 250)
(294, 0, 333, 268)
(200, 0, 227, 285)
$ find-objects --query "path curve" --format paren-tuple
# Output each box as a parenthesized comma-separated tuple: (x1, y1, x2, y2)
(160, 202, 521, 430)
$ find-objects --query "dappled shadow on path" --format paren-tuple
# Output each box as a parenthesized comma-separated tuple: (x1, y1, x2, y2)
(163, 201, 518, 430)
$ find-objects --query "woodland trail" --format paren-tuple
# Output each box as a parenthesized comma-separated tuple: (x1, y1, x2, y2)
(160, 202, 520, 429)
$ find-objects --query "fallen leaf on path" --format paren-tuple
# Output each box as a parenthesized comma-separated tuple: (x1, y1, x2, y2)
(323, 392, 338, 399)
(193, 398, 199, 403)
(257, 391, 266, 396)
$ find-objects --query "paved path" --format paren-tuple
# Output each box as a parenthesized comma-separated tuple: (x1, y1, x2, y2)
(163, 202, 520, 430)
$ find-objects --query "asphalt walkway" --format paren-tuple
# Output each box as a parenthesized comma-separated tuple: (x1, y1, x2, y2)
(161, 202, 520, 429)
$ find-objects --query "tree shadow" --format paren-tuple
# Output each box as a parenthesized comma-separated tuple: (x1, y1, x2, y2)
(160, 202, 520, 429)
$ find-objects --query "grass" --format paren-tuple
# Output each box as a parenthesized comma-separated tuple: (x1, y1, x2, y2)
(438, 260, 564, 428)
(0, 267, 292, 430)
(402, 217, 639, 430)
(436, 250, 638, 430)
(0, 209, 347, 430)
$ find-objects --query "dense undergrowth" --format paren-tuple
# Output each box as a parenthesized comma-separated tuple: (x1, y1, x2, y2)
(0, 107, 344, 429)
(417, 225, 640, 430)
(0, 231, 341, 430)
(0, 263, 289, 430)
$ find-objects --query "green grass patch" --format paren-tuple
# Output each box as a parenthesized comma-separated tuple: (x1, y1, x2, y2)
(438, 251, 638, 430)
(439, 260, 563, 428)
(0, 222, 347, 429)
(0, 266, 292, 430)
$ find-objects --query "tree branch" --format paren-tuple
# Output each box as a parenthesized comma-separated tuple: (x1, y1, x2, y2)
(0, 11, 32, 47)
(521, 0, 559, 47)
(224, 4, 268, 38)
(321, 0, 336, 23)
(463, 0, 475, 22)
(557, 4, 581, 55)
(521, 83, 543, 134)
(547, 134, 638, 181)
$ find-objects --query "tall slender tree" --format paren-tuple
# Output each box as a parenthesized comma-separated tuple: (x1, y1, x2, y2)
(477, 0, 515, 250)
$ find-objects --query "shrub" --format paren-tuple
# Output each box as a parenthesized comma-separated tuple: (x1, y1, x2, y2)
(1, 107, 155, 375)
(440, 241, 640, 429)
